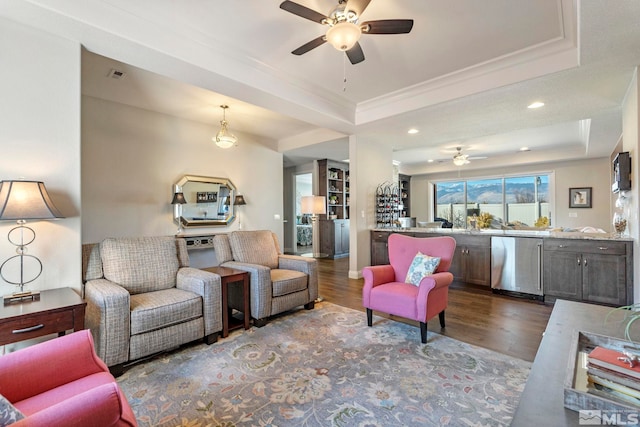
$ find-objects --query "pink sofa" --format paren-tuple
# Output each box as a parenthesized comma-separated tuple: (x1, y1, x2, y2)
(0, 330, 137, 427)
(363, 234, 456, 343)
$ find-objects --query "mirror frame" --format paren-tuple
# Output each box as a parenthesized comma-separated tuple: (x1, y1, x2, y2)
(174, 175, 237, 227)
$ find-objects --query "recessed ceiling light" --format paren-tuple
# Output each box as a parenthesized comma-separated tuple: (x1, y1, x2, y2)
(427, 159, 434, 163)
(407, 128, 419, 134)
(527, 102, 544, 109)
(520, 147, 531, 152)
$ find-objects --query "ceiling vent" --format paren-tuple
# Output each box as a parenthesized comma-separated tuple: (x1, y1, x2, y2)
(107, 68, 126, 80)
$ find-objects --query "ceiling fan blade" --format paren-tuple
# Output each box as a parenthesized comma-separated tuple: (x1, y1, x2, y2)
(346, 42, 365, 64)
(292, 36, 327, 55)
(279, 1, 328, 24)
(362, 19, 414, 34)
(346, 0, 372, 17)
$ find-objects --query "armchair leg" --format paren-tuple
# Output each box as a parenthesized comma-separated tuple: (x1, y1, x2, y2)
(366, 308, 372, 327)
(109, 363, 125, 378)
(204, 332, 219, 345)
(304, 301, 315, 310)
(439, 310, 446, 328)
(253, 318, 268, 328)
(420, 322, 427, 344)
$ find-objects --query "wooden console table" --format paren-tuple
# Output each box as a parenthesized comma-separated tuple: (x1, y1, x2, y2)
(512, 299, 627, 426)
(0, 287, 86, 346)
(201, 266, 250, 338)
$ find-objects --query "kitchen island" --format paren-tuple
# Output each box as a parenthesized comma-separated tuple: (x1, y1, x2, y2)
(370, 228, 633, 306)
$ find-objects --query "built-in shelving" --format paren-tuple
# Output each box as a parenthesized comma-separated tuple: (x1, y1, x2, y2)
(399, 174, 411, 217)
(318, 159, 349, 220)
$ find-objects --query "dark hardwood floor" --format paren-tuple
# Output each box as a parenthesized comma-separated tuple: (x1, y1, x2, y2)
(316, 257, 553, 362)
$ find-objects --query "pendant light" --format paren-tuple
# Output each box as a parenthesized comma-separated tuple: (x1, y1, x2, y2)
(214, 105, 237, 149)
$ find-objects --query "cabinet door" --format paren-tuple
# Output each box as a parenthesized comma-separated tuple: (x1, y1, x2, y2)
(370, 232, 390, 265)
(582, 253, 627, 306)
(318, 220, 335, 257)
(339, 221, 349, 254)
(465, 245, 491, 286)
(449, 246, 465, 282)
(543, 250, 582, 300)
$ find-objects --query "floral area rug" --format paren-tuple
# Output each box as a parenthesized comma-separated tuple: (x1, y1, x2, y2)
(117, 302, 530, 427)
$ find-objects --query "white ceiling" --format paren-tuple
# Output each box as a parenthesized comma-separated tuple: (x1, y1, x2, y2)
(4, 0, 640, 174)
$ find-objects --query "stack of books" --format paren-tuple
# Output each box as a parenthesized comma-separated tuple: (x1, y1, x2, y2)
(587, 346, 640, 406)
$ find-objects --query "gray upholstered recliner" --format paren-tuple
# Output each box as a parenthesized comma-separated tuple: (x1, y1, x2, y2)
(84, 236, 222, 374)
(213, 230, 318, 326)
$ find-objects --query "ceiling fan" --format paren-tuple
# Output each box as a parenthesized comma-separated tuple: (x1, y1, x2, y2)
(451, 147, 488, 166)
(452, 147, 470, 166)
(279, 0, 414, 65)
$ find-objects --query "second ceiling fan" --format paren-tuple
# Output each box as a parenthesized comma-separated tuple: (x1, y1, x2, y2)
(279, 0, 414, 65)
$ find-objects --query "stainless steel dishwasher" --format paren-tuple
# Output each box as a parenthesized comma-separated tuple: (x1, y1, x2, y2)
(491, 236, 543, 298)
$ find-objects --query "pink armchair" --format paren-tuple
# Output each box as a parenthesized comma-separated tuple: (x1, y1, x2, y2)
(0, 330, 137, 427)
(363, 234, 456, 343)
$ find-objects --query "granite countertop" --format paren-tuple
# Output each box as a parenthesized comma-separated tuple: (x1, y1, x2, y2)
(371, 227, 634, 241)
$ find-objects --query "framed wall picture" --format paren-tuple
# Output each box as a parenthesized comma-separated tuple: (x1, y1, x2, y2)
(196, 192, 218, 203)
(569, 187, 592, 208)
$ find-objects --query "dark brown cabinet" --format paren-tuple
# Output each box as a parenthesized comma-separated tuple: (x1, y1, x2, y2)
(449, 234, 491, 286)
(543, 239, 632, 306)
(369, 232, 490, 286)
(320, 219, 349, 259)
(370, 231, 392, 265)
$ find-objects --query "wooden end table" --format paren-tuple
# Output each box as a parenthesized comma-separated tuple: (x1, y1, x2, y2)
(201, 266, 250, 338)
(0, 287, 86, 346)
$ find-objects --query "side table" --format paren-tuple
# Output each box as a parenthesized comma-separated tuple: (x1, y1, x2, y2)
(0, 287, 86, 346)
(201, 266, 250, 338)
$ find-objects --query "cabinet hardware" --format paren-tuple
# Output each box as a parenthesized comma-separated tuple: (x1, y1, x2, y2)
(559, 245, 567, 248)
(12, 324, 44, 334)
(584, 258, 588, 267)
(577, 257, 581, 265)
(598, 247, 608, 251)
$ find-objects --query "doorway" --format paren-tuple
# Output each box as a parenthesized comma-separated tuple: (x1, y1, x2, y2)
(295, 173, 313, 255)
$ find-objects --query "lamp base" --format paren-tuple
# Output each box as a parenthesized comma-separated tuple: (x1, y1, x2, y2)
(3, 290, 40, 305)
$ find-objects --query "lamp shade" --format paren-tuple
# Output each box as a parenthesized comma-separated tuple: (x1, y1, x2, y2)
(171, 192, 187, 204)
(0, 180, 64, 220)
(301, 195, 326, 215)
(234, 195, 247, 206)
(326, 22, 362, 51)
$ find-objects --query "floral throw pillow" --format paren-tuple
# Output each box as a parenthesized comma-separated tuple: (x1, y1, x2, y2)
(0, 394, 24, 426)
(405, 251, 441, 286)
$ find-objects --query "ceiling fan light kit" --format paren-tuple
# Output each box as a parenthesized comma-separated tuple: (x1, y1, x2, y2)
(214, 105, 237, 149)
(326, 21, 362, 51)
(453, 147, 470, 166)
(280, 0, 413, 65)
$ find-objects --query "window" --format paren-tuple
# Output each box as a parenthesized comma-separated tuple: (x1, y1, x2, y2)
(434, 174, 551, 228)
(504, 175, 549, 225)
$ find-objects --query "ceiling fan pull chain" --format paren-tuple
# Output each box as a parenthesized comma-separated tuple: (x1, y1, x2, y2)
(343, 53, 347, 92)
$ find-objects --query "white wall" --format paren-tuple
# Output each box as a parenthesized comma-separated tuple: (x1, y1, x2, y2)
(349, 136, 394, 278)
(0, 18, 81, 295)
(410, 158, 612, 231)
(622, 68, 639, 302)
(81, 96, 285, 246)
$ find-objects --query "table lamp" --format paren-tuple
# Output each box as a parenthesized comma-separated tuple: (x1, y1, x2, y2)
(301, 195, 326, 258)
(0, 180, 64, 304)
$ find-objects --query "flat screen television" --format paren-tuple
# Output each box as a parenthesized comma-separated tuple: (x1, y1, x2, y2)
(612, 151, 631, 193)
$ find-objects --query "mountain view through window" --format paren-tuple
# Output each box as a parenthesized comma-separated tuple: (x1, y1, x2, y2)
(435, 175, 550, 228)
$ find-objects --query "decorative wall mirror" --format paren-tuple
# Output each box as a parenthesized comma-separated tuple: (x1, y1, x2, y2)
(174, 175, 237, 227)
